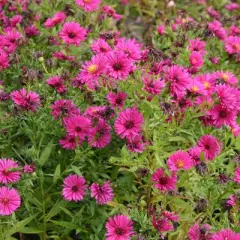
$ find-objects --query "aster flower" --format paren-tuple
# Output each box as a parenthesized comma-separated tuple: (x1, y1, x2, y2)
(84, 106, 115, 121)
(197, 135, 222, 160)
(208, 20, 227, 40)
(207, 6, 219, 18)
(91, 38, 112, 54)
(187, 78, 205, 95)
(126, 135, 146, 153)
(188, 223, 212, 240)
(25, 25, 40, 37)
(0, 186, 21, 216)
(114, 107, 144, 139)
(59, 21, 87, 46)
(189, 51, 203, 68)
(44, 12, 66, 28)
(188, 147, 203, 166)
(10, 15, 23, 27)
(88, 119, 111, 148)
(0, 50, 9, 71)
(0, 159, 21, 184)
(165, 65, 191, 99)
(152, 168, 177, 192)
(62, 174, 87, 202)
(23, 164, 35, 174)
(46, 76, 67, 94)
(106, 215, 135, 240)
(5, 29, 22, 45)
(90, 181, 114, 204)
(230, 25, 240, 37)
(64, 115, 91, 141)
(157, 25, 165, 35)
(102, 5, 122, 20)
(51, 99, 80, 120)
(106, 51, 132, 80)
(196, 73, 216, 93)
(106, 91, 127, 109)
(11, 88, 40, 111)
(167, 150, 193, 171)
(59, 134, 82, 150)
(211, 229, 240, 240)
(225, 3, 239, 11)
(143, 75, 165, 95)
(234, 167, 240, 185)
(224, 36, 240, 55)
(152, 215, 174, 234)
(115, 38, 142, 61)
(189, 38, 206, 55)
(75, 0, 101, 12)
(213, 71, 238, 85)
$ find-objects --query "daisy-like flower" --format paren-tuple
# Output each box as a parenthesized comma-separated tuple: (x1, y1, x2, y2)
(62, 174, 87, 202)
(88, 119, 111, 148)
(197, 135, 222, 160)
(208, 20, 227, 40)
(23, 164, 35, 174)
(126, 135, 146, 153)
(64, 115, 91, 141)
(167, 150, 193, 171)
(213, 71, 238, 85)
(152, 168, 177, 192)
(0, 159, 21, 184)
(157, 25, 165, 35)
(152, 215, 174, 234)
(189, 51, 203, 68)
(46, 76, 67, 94)
(106, 91, 127, 109)
(25, 25, 40, 37)
(187, 78, 205, 95)
(106, 51, 132, 80)
(189, 38, 206, 55)
(211, 229, 240, 240)
(143, 75, 165, 95)
(106, 215, 135, 240)
(90, 181, 114, 204)
(59, 21, 87, 46)
(224, 36, 240, 55)
(5, 29, 22, 45)
(114, 107, 144, 139)
(234, 167, 240, 185)
(0, 186, 21, 216)
(165, 65, 191, 99)
(0, 50, 9, 71)
(75, 0, 101, 12)
(91, 38, 112, 54)
(11, 88, 40, 112)
(225, 3, 239, 11)
(102, 5, 123, 20)
(59, 135, 82, 150)
(230, 25, 240, 37)
(51, 100, 80, 120)
(188, 223, 212, 240)
(44, 12, 66, 28)
(196, 73, 215, 93)
(115, 38, 142, 61)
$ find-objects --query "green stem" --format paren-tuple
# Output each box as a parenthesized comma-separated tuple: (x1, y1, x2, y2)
(40, 170, 47, 240)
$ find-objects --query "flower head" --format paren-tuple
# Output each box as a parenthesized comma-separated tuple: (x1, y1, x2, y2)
(47, 76, 67, 94)
(75, 0, 101, 12)
(234, 167, 240, 185)
(0, 159, 21, 184)
(106, 91, 127, 109)
(211, 229, 240, 240)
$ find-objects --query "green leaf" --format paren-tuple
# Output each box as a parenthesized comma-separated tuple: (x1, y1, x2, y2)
(53, 164, 61, 183)
(19, 227, 43, 234)
(235, 135, 240, 150)
(50, 220, 79, 229)
(46, 200, 68, 221)
(38, 140, 53, 166)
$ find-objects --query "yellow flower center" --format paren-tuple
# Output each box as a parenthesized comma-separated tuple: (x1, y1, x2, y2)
(87, 64, 98, 74)
(192, 86, 199, 92)
(176, 159, 184, 168)
(222, 73, 229, 81)
(83, 0, 91, 3)
(233, 43, 240, 51)
(203, 81, 210, 89)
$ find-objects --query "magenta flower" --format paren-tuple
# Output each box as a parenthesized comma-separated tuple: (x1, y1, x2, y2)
(0, 186, 21, 216)
(106, 215, 135, 240)
(46, 76, 67, 94)
(211, 229, 240, 240)
(189, 38, 206, 55)
(75, 0, 101, 12)
(224, 36, 240, 55)
(106, 51, 132, 80)
(189, 51, 203, 68)
(11, 88, 40, 111)
(44, 12, 66, 28)
(234, 167, 240, 185)
(126, 135, 146, 153)
(187, 78, 205, 95)
(167, 150, 193, 171)
(157, 25, 165, 35)
(0, 50, 9, 71)
(143, 75, 165, 95)
(0, 159, 21, 184)
(188, 223, 212, 240)
(23, 164, 35, 174)
(59, 21, 87, 46)
(91, 38, 112, 54)
(106, 91, 127, 109)
(65, 115, 91, 141)
(152, 168, 177, 192)
(213, 71, 238, 85)
(90, 181, 114, 204)
(62, 174, 87, 202)
(152, 215, 174, 234)
(59, 135, 82, 150)
(25, 25, 40, 37)
(102, 6, 122, 20)
(197, 135, 222, 160)
(114, 107, 144, 139)
(225, 3, 239, 11)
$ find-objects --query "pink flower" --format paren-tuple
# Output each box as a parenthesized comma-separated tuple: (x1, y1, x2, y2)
(0, 186, 21, 216)
(64, 115, 91, 141)
(126, 135, 146, 153)
(187, 78, 205, 95)
(197, 135, 222, 160)
(165, 65, 191, 99)
(225, 3, 239, 11)
(234, 167, 240, 185)
(211, 229, 240, 240)
(106, 51, 132, 80)
(0, 159, 20, 184)
(162, 211, 179, 222)
(11, 88, 40, 111)
(114, 107, 144, 139)
(152, 215, 174, 233)
(59, 135, 82, 150)
(59, 21, 87, 46)
(107, 91, 127, 109)
(46, 76, 67, 94)
(189, 51, 203, 68)
(207, 7, 219, 18)
(25, 25, 40, 37)
(90, 181, 114, 204)
(157, 25, 165, 35)
(208, 20, 227, 40)
(23, 164, 35, 173)
(62, 174, 87, 202)
(88, 119, 111, 148)
(51, 100, 80, 120)
(44, 12, 66, 28)
(167, 150, 193, 171)
(230, 25, 240, 37)
(115, 38, 141, 61)
(143, 75, 165, 95)
(102, 6, 122, 20)
(106, 215, 135, 240)
(213, 71, 238, 85)
(91, 38, 112, 54)
(188, 147, 202, 166)
(152, 168, 177, 192)
(224, 36, 240, 55)
(5, 29, 22, 45)
(75, 0, 101, 12)
(0, 50, 9, 70)
(10, 15, 23, 27)
(188, 223, 212, 240)
(189, 38, 206, 55)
